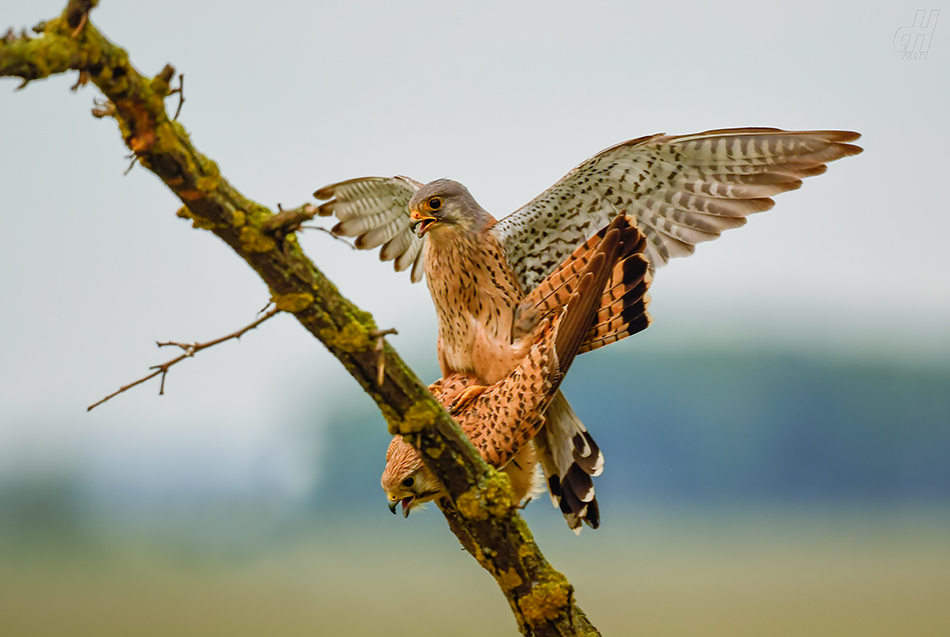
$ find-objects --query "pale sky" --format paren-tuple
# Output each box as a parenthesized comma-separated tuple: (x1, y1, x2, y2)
(1, 0, 947, 494)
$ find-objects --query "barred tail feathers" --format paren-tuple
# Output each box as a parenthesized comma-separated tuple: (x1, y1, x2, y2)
(534, 391, 603, 533)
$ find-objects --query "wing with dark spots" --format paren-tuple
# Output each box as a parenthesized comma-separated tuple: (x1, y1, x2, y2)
(496, 128, 862, 294)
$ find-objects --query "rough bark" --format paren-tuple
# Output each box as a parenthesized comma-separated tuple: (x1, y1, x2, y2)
(1, 4, 600, 635)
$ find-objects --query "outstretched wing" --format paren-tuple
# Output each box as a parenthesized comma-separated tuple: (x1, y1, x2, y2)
(313, 176, 426, 283)
(495, 128, 863, 293)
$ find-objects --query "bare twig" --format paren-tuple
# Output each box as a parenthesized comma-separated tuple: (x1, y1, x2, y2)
(257, 300, 275, 315)
(370, 328, 398, 385)
(262, 202, 355, 249)
(261, 202, 318, 237)
(70, 69, 88, 91)
(123, 152, 138, 174)
(300, 224, 357, 249)
(263, 203, 321, 264)
(87, 307, 279, 411)
(169, 72, 184, 120)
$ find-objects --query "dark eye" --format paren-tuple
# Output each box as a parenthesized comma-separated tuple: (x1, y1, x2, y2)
(428, 197, 442, 210)
(401, 476, 415, 488)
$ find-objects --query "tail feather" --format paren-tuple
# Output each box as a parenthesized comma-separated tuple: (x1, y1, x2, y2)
(572, 431, 602, 477)
(534, 391, 603, 532)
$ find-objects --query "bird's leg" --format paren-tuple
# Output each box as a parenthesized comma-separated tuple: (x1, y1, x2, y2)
(447, 384, 488, 415)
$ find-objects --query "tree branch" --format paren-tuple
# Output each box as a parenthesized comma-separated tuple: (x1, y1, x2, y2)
(1, 5, 599, 635)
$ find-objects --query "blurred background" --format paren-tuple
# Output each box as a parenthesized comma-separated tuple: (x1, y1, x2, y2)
(1, 1, 948, 635)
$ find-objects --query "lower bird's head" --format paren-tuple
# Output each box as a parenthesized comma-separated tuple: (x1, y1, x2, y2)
(382, 436, 443, 517)
(408, 179, 491, 241)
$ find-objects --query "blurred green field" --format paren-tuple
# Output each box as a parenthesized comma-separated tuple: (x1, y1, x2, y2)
(2, 506, 948, 636)
(3, 351, 947, 635)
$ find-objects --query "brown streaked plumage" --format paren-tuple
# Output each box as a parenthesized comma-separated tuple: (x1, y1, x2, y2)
(382, 217, 648, 530)
(319, 127, 862, 530)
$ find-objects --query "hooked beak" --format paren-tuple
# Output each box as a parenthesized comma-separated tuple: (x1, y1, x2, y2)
(409, 209, 436, 237)
(388, 496, 414, 517)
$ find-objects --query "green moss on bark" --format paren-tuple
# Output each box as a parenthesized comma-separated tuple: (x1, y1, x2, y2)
(273, 293, 314, 313)
(521, 574, 573, 628)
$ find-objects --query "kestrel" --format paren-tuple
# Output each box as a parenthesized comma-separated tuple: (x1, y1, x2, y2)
(382, 216, 649, 528)
(316, 127, 862, 529)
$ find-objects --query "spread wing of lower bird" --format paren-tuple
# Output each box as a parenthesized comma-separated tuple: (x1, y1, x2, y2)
(314, 127, 862, 293)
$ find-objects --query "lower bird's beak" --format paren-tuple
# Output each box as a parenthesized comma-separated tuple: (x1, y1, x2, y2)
(388, 496, 415, 517)
(409, 209, 436, 237)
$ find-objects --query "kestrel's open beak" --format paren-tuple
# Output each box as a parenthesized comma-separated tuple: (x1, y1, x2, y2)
(409, 209, 436, 237)
(388, 495, 415, 517)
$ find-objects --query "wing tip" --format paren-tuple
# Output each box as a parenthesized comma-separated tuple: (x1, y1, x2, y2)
(316, 201, 336, 217)
(836, 142, 864, 158)
(410, 249, 425, 283)
(825, 130, 862, 144)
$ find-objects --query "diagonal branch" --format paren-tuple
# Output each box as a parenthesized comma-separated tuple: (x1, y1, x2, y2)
(1, 4, 599, 636)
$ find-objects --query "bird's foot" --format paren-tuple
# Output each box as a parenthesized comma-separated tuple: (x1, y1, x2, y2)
(447, 384, 487, 415)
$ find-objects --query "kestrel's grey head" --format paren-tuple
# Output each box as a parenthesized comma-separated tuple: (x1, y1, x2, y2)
(407, 179, 491, 241)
